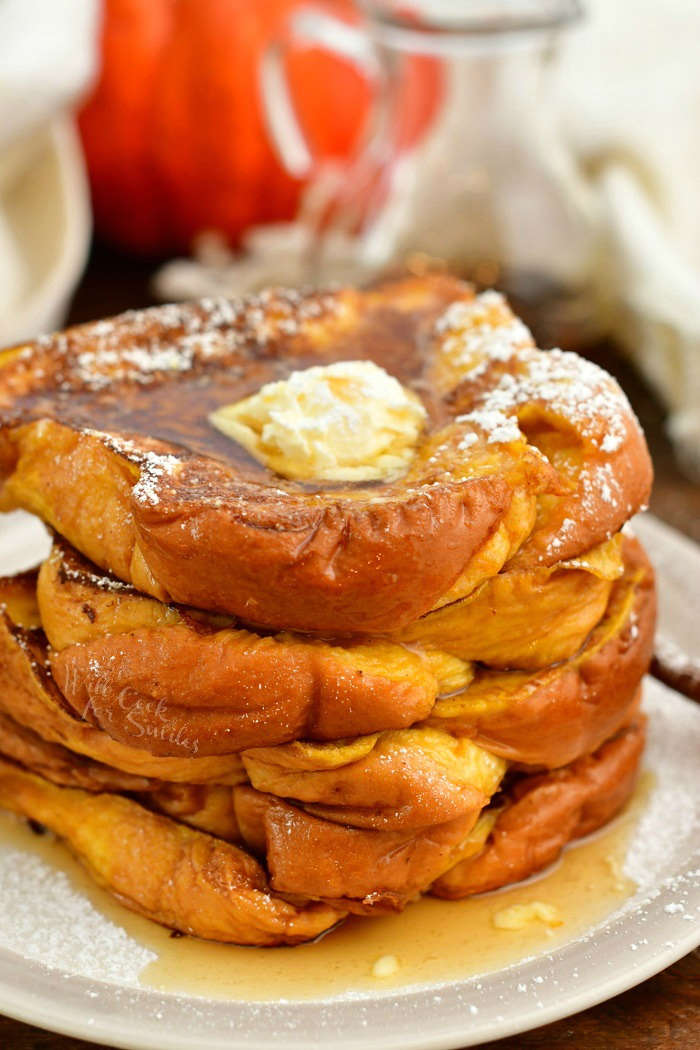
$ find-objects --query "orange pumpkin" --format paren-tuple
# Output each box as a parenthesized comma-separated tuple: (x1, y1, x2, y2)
(79, 0, 442, 255)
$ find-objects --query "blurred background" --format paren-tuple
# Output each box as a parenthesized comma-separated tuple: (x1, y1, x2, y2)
(1, 0, 699, 538)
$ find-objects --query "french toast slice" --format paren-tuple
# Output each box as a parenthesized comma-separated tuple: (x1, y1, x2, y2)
(0, 569, 649, 898)
(0, 718, 642, 939)
(394, 533, 624, 669)
(228, 540, 652, 838)
(33, 533, 623, 758)
(34, 534, 652, 764)
(40, 531, 621, 686)
(37, 540, 469, 754)
(0, 575, 246, 783)
(233, 720, 644, 913)
(0, 708, 156, 794)
(0, 707, 242, 840)
(240, 728, 505, 833)
(0, 275, 650, 633)
(0, 756, 345, 945)
(0, 535, 651, 776)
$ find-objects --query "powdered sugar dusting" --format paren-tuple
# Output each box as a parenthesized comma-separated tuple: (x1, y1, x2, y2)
(547, 518, 577, 553)
(83, 429, 180, 507)
(32, 288, 340, 393)
(132, 453, 181, 507)
(57, 555, 135, 595)
(434, 291, 635, 453)
(459, 407, 521, 445)
(435, 291, 533, 378)
(0, 820, 155, 983)
(623, 682, 700, 891)
(457, 432, 479, 451)
(455, 347, 632, 451)
(74, 344, 195, 388)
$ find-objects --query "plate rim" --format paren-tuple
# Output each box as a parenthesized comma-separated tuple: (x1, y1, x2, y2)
(0, 899, 698, 1050)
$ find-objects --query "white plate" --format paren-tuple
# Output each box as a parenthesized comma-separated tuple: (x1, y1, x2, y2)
(0, 513, 698, 1050)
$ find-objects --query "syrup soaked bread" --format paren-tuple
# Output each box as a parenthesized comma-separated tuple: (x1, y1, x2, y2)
(0, 275, 650, 633)
(233, 720, 644, 913)
(0, 549, 651, 861)
(432, 719, 645, 899)
(0, 715, 642, 937)
(0, 717, 642, 937)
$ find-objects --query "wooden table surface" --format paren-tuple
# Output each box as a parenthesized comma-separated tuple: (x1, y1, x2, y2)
(2, 245, 699, 1049)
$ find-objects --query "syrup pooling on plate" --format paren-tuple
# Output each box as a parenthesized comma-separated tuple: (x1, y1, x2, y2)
(0, 772, 651, 1000)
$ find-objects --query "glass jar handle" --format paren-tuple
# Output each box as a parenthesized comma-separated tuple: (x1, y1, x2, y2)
(259, 6, 382, 179)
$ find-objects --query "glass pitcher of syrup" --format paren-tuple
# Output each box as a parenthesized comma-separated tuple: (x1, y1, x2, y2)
(261, 0, 602, 347)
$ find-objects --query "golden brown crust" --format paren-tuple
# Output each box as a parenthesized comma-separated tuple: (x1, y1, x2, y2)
(35, 535, 622, 757)
(427, 535, 655, 768)
(0, 709, 156, 793)
(233, 719, 506, 909)
(234, 719, 644, 913)
(234, 785, 479, 913)
(49, 625, 442, 756)
(41, 530, 621, 675)
(508, 403, 652, 569)
(37, 537, 181, 650)
(0, 707, 241, 840)
(394, 535, 622, 669)
(0, 756, 345, 945)
(432, 293, 653, 570)
(0, 276, 650, 633)
(39, 536, 652, 765)
(141, 783, 240, 842)
(431, 719, 645, 898)
(136, 454, 526, 635)
(240, 729, 505, 833)
(0, 720, 644, 940)
(0, 581, 246, 784)
(38, 539, 449, 754)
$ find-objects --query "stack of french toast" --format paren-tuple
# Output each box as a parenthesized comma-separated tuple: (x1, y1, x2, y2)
(0, 275, 655, 945)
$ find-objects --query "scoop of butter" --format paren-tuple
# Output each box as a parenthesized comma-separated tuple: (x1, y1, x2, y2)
(209, 360, 426, 482)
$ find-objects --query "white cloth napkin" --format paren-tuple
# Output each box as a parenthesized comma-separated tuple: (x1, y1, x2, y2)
(0, 0, 98, 152)
(561, 0, 700, 477)
(0, 0, 98, 344)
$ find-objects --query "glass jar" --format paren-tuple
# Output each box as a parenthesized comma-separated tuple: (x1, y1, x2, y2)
(261, 0, 603, 347)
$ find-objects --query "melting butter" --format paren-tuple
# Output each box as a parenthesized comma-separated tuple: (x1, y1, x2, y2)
(209, 360, 426, 482)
